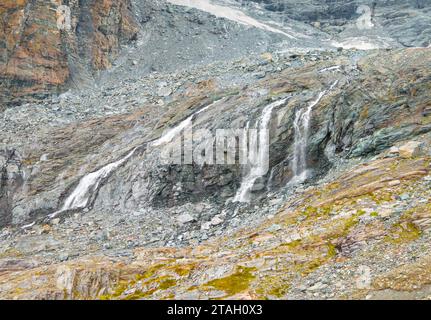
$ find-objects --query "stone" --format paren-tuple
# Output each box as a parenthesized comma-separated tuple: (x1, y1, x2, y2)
(177, 214, 195, 224)
(157, 87, 173, 97)
(388, 180, 401, 187)
(0, 0, 139, 107)
(266, 224, 282, 232)
(210, 215, 224, 226)
(59, 252, 69, 262)
(389, 146, 400, 154)
(260, 52, 273, 62)
(400, 193, 410, 201)
(201, 222, 211, 230)
(307, 282, 327, 291)
(380, 208, 393, 218)
(398, 141, 424, 158)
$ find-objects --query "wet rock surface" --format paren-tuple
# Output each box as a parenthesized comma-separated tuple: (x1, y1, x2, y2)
(0, 0, 431, 300)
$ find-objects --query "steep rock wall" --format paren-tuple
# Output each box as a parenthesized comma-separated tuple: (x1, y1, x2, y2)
(0, 0, 139, 109)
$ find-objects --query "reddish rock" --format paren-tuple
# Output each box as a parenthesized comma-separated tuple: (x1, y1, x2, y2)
(0, 0, 139, 109)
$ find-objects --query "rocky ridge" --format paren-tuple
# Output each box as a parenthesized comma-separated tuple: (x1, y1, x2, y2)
(0, 0, 431, 300)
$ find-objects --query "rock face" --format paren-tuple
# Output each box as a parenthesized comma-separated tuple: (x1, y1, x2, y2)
(0, 149, 23, 227)
(1, 141, 431, 300)
(2, 0, 430, 109)
(398, 141, 425, 159)
(240, 0, 431, 48)
(0, 0, 431, 300)
(0, 0, 139, 108)
(243, 0, 430, 36)
(1, 47, 430, 229)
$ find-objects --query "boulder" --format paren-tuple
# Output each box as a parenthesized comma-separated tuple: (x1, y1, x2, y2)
(398, 141, 424, 159)
(177, 213, 195, 224)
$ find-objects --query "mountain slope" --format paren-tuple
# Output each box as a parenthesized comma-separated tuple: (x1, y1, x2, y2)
(0, 0, 431, 300)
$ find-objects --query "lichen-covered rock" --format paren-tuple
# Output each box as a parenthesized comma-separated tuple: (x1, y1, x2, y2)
(0, 0, 139, 108)
(398, 141, 425, 159)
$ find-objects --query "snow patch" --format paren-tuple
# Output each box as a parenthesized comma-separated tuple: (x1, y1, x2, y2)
(331, 37, 392, 50)
(167, 0, 296, 39)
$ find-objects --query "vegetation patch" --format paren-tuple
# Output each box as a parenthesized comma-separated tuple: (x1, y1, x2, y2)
(385, 222, 421, 244)
(203, 266, 256, 297)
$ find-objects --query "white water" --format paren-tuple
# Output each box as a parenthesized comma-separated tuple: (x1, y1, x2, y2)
(233, 98, 288, 203)
(50, 103, 216, 219)
(167, 0, 296, 39)
(290, 81, 338, 184)
(50, 148, 137, 218)
(319, 66, 341, 73)
(151, 103, 215, 147)
(151, 117, 193, 147)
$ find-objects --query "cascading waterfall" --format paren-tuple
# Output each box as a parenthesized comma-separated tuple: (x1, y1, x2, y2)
(151, 102, 216, 147)
(49, 148, 137, 218)
(233, 98, 288, 203)
(290, 81, 338, 183)
(50, 103, 217, 218)
(319, 65, 341, 73)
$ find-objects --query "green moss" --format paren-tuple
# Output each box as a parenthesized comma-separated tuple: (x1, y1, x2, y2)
(98, 263, 172, 300)
(123, 288, 158, 300)
(159, 278, 177, 290)
(0, 248, 22, 259)
(255, 276, 290, 299)
(367, 191, 393, 204)
(170, 263, 196, 277)
(187, 285, 198, 292)
(370, 211, 379, 217)
(203, 266, 256, 297)
(295, 257, 327, 277)
(338, 212, 362, 237)
(282, 239, 302, 249)
(326, 242, 337, 258)
(385, 222, 422, 244)
(356, 209, 367, 216)
(301, 205, 332, 222)
(302, 206, 318, 218)
(135, 263, 167, 281)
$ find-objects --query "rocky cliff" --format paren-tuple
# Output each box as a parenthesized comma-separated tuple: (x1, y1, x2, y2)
(0, 0, 430, 300)
(0, 0, 138, 108)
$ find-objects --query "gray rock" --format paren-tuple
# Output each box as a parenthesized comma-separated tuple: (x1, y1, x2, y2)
(177, 214, 195, 224)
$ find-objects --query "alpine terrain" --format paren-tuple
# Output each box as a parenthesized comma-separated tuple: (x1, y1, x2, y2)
(0, 0, 431, 300)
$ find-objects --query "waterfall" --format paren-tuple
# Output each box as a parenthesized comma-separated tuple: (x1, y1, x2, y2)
(151, 102, 215, 147)
(319, 66, 341, 73)
(290, 81, 338, 183)
(50, 103, 217, 218)
(233, 98, 288, 203)
(49, 148, 137, 218)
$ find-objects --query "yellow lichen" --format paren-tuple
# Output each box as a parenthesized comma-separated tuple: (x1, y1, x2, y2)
(385, 222, 421, 244)
(203, 266, 256, 297)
